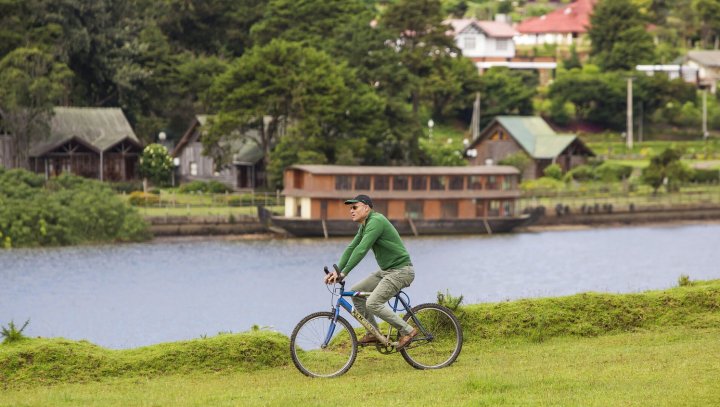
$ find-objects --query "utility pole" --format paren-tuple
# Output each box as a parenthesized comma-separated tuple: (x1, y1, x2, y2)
(626, 77, 633, 151)
(702, 87, 708, 140)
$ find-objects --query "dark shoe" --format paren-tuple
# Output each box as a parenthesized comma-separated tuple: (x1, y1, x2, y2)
(396, 328, 418, 350)
(359, 333, 380, 346)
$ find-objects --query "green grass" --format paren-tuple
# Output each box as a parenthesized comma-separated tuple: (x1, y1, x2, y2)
(2, 280, 719, 405)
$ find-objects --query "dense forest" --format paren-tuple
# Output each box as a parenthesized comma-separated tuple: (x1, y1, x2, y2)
(1, 0, 718, 186)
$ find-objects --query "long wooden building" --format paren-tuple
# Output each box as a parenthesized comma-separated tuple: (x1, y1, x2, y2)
(269, 165, 532, 237)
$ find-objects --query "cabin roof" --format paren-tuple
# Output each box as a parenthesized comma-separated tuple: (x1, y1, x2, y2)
(468, 116, 593, 159)
(29, 107, 141, 157)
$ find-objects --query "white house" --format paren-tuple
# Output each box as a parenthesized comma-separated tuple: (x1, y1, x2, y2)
(685, 50, 720, 93)
(446, 19, 517, 59)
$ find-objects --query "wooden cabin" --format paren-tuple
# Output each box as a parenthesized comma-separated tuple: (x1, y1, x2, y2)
(282, 165, 522, 221)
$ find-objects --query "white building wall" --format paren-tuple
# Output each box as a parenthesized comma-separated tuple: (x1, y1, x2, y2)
(457, 33, 514, 58)
(285, 196, 296, 217)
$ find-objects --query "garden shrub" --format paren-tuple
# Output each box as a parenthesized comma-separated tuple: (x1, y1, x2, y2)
(0, 170, 150, 248)
(520, 176, 565, 193)
(593, 162, 633, 182)
(565, 164, 595, 182)
(690, 168, 720, 184)
(178, 180, 232, 194)
(108, 181, 143, 194)
(128, 191, 160, 207)
(543, 164, 563, 180)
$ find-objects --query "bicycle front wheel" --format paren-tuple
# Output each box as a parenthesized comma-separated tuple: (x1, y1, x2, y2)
(400, 303, 463, 369)
(290, 312, 358, 378)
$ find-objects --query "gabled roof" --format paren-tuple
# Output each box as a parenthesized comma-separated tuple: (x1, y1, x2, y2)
(445, 19, 518, 38)
(516, 0, 596, 34)
(29, 107, 141, 157)
(172, 115, 264, 165)
(468, 116, 593, 159)
(687, 50, 720, 67)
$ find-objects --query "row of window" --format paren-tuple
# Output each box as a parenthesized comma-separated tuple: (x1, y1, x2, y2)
(327, 199, 514, 219)
(334, 174, 515, 191)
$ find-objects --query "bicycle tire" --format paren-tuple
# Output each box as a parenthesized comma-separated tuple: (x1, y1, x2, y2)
(290, 312, 358, 378)
(399, 303, 463, 370)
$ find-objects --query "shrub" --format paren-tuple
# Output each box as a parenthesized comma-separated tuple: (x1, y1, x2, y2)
(543, 163, 563, 180)
(521, 177, 565, 193)
(0, 170, 150, 247)
(593, 162, 633, 182)
(690, 168, 720, 184)
(178, 180, 232, 194)
(565, 164, 595, 182)
(128, 191, 160, 207)
(108, 181, 144, 194)
(437, 290, 464, 312)
(678, 274, 692, 287)
(1, 319, 30, 344)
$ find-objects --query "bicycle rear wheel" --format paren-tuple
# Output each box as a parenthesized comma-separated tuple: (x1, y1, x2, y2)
(400, 303, 462, 369)
(290, 312, 358, 378)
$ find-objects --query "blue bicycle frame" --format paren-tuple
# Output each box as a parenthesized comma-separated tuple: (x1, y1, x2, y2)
(323, 281, 415, 348)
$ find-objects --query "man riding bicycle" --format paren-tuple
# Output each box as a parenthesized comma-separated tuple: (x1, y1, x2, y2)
(323, 194, 418, 350)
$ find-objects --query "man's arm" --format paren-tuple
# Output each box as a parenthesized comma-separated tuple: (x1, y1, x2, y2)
(337, 229, 362, 272)
(340, 220, 382, 275)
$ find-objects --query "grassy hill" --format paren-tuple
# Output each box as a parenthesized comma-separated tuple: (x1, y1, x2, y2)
(1, 280, 719, 405)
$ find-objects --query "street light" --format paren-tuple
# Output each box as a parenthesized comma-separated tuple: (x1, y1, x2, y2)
(428, 119, 434, 139)
(172, 157, 180, 187)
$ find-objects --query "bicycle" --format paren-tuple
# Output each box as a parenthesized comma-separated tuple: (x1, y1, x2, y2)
(290, 265, 463, 378)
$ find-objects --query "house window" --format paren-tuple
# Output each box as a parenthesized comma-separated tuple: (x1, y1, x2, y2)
(503, 201, 514, 216)
(430, 176, 446, 191)
(411, 176, 428, 191)
(487, 175, 498, 189)
(373, 200, 388, 215)
(335, 175, 351, 190)
(463, 36, 476, 50)
(405, 201, 423, 219)
(449, 176, 464, 190)
(374, 175, 389, 190)
(355, 175, 371, 190)
(190, 162, 198, 176)
(469, 176, 483, 190)
(502, 176, 515, 190)
(441, 201, 459, 218)
(489, 200, 500, 216)
(496, 39, 508, 51)
(393, 175, 409, 191)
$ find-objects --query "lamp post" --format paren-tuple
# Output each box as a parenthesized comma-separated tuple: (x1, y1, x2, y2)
(172, 157, 180, 187)
(626, 77, 634, 151)
(702, 86, 709, 140)
(428, 119, 434, 139)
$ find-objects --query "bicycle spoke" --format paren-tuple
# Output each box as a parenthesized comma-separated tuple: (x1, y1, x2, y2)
(290, 312, 357, 378)
(400, 304, 463, 369)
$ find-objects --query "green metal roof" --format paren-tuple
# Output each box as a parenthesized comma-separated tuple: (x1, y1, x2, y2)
(493, 116, 577, 159)
(30, 107, 141, 156)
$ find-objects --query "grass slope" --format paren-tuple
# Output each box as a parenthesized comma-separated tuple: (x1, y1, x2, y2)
(1, 280, 719, 404)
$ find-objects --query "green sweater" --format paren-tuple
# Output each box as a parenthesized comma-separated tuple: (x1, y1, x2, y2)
(338, 211, 411, 275)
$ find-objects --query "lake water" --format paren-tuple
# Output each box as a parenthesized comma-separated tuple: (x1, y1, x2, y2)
(1, 224, 718, 349)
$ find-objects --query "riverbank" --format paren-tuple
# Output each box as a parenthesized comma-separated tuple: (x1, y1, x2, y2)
(2, 280, 718, 405)
(145, 203, 720, 238)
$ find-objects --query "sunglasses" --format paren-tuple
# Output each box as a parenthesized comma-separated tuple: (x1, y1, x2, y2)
(350, 205, 363, 211)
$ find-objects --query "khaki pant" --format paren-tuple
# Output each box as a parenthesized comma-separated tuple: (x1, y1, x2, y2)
(350, 265, 415, 336)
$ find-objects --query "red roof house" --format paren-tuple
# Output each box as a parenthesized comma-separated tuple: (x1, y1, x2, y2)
(516, 0, 596, 46)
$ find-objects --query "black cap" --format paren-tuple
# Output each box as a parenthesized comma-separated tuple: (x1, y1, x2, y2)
(344, 194, 373, 208)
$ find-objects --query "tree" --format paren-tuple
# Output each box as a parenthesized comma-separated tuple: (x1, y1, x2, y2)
(159, 0, 267, 57)
(693, 0, 720, 48)
(498, 152, 531, 180)
(139, 144, 173, 188)
(477, 68, 536, 128)
(0, 48, 72, 169)
(205, 40, 384, 187)
(588, 0, 655, 71)
(641, 147, 692, 194)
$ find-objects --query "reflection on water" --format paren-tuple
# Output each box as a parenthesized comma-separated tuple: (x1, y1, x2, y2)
(1, 224, 719, 349)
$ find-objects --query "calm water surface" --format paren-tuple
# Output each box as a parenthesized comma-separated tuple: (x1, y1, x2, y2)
(1, 224, 718, 349)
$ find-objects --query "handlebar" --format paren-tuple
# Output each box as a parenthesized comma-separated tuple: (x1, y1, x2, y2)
(324, 264, 346, 284)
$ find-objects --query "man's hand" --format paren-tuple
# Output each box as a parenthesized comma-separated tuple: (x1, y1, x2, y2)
(324, 271, 344, 284)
